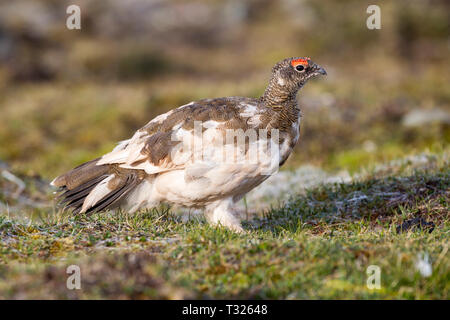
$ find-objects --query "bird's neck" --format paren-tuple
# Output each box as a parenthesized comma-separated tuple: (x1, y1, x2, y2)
(261, 77, 301, 107)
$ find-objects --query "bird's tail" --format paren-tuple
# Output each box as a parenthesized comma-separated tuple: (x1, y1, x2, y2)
(51, 158, 142, 214)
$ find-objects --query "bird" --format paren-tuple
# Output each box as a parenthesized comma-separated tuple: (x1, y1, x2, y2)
(51, 57, 326, 232)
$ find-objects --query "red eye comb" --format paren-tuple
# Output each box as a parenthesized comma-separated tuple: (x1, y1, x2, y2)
(291, 58, 310, 67)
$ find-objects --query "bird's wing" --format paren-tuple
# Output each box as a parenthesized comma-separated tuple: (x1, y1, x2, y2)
(96, 98, 266, 174)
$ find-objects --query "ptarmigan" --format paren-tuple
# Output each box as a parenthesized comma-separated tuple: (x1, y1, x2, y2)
(51, 57, 326, 232)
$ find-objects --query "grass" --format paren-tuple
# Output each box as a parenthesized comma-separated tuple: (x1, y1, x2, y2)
(0, 151, 448, 299)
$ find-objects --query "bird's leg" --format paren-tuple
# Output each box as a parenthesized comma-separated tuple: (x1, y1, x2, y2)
(205, 199, 244, 233)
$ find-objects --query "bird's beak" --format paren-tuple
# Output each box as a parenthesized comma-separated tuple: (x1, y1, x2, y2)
(314, 64, 327, 75)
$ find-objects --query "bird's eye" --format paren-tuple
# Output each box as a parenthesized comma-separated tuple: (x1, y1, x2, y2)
(295, 65, 305, 72)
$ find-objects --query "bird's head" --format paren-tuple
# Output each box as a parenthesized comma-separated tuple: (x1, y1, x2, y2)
(263, 57, 326, 105)
(274, 57, 326, 88)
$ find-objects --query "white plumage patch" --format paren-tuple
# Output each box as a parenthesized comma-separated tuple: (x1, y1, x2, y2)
(247, 115, 262, 127)
(98, 131, 147, 165)
(112, 139, 130, 152)
(81, 175, 115, 213)
(50, 177, 58, 186)
(239, 104, 258, 118)
(202, 120, 220, 129)
(122, 178, 155, 213)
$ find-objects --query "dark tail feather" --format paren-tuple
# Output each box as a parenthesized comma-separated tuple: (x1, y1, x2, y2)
(51, 157, 108, 190)
(58, 174, 110, 213)
(84, 174, 140, 214)
(52, 158, 143, 214)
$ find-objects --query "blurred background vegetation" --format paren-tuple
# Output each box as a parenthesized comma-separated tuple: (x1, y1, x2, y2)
(0, 0, 448, 178)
